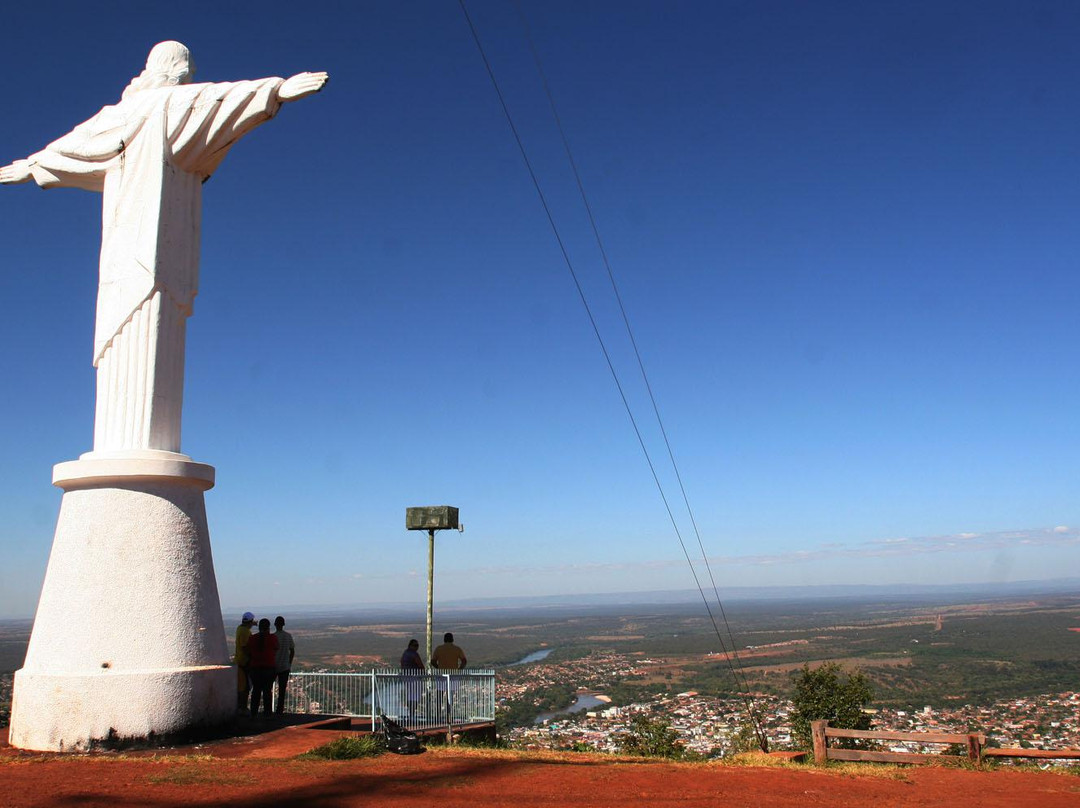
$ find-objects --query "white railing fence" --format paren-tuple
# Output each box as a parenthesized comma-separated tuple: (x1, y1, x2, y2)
(286, 669, 495, 733)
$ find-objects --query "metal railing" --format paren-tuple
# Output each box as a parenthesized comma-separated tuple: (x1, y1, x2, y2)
(286, 669, 495, 733)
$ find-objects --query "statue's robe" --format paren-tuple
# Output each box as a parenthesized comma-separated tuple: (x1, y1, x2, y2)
(26, 78, 284, 452)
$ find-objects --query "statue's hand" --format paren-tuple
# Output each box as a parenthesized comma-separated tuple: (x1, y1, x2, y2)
(279, 71, 329, 102)
(0, 159, 33, 185)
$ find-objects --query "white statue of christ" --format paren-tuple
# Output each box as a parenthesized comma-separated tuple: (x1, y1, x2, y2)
(0, 41, 327, 454)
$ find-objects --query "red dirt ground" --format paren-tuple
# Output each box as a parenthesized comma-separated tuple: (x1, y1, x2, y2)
(3, 723, 1080, 808)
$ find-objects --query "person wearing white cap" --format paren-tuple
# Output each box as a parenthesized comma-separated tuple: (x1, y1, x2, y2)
(234, 612, 255, 713)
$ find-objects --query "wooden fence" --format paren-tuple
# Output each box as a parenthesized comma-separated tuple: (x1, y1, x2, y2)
(811, 720, 1080, 766)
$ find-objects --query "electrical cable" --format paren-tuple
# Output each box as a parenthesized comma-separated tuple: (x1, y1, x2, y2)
(458, 0, 768, 752)
(510, 1, 767, 750)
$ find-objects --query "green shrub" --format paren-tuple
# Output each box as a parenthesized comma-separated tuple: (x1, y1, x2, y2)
(616, 715, 689, 760)
(455, 732, 505, 749)
(726, 718, 765, 757)
(301, 735, 384, 760)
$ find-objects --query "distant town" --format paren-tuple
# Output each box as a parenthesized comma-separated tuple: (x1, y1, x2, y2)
(498, 651, 1080, 758)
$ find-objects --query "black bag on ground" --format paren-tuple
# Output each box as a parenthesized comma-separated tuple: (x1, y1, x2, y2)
(380, 713, 422, 755)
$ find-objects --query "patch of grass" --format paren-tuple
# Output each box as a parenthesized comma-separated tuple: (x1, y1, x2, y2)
(986, 760, 1080, 776)
(0, 752, 219, 766)
(0, 755, 53, 766)
(454, 733, 506, 750)
(723, 752, 909, 780)
(819, 761, 911, 780)
(299, 735, 384, 760)
(140, 753, 216, 764)
(146, 764, 255, 786)
(724, 751, 812, 769)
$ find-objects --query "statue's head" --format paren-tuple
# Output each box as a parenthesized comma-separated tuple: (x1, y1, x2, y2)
(145, 41, 195, 85)
(122, 41, 195, 100)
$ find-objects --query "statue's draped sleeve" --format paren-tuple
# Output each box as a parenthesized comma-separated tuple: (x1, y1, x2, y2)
(168, 79, 284, 177)
(27, 99, 156, 191)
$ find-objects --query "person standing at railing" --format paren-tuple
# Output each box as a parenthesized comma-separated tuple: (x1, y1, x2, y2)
(431, 632, 467, 670)
(400, 638, 425, 719)
(273, 616, 295, 715)
(234, 612, 255, 714)
(431, 632, 467, 724)
(401, 638, 425, 670)
(247, 618, 279, 718)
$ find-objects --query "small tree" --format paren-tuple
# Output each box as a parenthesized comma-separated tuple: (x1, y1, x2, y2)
(616, 715, 688, 759)
(790, 662, 873, 750)
(726, 717, 764, 757)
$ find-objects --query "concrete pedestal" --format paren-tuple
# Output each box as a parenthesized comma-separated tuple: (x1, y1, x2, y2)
(9, 451, 234, 751)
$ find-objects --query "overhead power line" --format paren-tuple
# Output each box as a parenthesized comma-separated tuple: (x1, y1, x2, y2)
(508, 1, 766, 741)
(457, 0, 768, 752)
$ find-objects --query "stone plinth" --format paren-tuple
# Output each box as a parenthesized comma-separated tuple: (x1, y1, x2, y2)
(9, 452, 233, 751)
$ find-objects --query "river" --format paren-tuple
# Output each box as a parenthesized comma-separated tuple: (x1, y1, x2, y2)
(509, 648, 553, 666)
(506, 648, 610, 723)
(533, 693, 610, 724)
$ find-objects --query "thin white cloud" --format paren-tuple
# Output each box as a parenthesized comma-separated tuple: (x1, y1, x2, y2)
(433, 526, 1080, 580)
(710, 526, 1080, 568)
(274, 526, 1080, 591)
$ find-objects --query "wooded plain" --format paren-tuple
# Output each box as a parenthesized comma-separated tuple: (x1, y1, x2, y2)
(3, 589, 1080, 726)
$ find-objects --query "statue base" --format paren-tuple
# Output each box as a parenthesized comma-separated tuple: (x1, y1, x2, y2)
(9, 451, 234, 752)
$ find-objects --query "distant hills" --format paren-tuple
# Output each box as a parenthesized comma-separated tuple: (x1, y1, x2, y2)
(223, 577, 1080, 619)
(439, 577, 1080, 609)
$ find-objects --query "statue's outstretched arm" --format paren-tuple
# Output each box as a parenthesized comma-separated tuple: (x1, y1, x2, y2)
(0, 151, 107, 192)
(278, 71, 329, 102)
(0, 159, 34, 185)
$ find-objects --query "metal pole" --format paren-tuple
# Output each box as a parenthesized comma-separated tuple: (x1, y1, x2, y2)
(445, 673, 453, 744)
(426, 528, 435, 665)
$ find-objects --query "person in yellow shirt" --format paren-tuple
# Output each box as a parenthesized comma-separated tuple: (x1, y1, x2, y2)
(430, 632, 467, 670)
(430, 632, 467, 722)
(234, 612, 255, 712)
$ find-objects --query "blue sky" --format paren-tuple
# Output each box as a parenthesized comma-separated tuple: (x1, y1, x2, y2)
(3, 1, 1080, 619)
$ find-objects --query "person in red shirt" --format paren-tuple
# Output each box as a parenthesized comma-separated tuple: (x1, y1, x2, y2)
(247, 618, 279, 717)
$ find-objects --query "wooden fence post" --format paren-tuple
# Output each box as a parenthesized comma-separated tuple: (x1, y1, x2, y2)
(812, 720, 828, 765)
(967, 733, 983, 767)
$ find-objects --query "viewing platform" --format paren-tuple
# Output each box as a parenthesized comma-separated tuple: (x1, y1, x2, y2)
(285, 669, 496, 739)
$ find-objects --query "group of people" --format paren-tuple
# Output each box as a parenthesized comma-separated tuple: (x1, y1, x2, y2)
(232, 620, 467, 719)
(234, 613, 296, 717)
(399, 633, 468, 718)
(400, 632, 468, 671)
